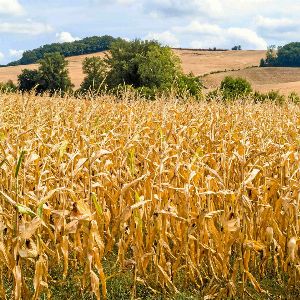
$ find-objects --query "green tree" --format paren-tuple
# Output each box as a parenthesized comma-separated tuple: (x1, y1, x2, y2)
(18, 69, 41, 92)
(261, 43, 300, 67)
(232, 45, 242, 50)
(138, 45, 181, 89)
(80, 56, 107, 93)
(259, 58, 265, 67)
(105, 39, 181, 91)
(220, 76, 252, 100)
(38, 52, 73, 94)
(264, 45, 277, 66)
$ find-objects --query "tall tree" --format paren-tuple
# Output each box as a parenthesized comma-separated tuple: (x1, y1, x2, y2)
(38, 52, 73, 94)
(18, 69, 41, 92)
(80, 56, 107, 93)
(105, 39, 181, 90)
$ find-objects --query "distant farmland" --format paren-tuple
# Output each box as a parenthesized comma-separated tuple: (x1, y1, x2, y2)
(1, 49, 300, 94)
(202, 66, 300, 95)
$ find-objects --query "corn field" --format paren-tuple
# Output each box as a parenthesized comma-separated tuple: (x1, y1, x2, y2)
(1, 92, 300, 299)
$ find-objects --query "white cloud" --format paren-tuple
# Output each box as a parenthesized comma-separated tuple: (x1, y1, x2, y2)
(90, 0, 137, 6)
(175, 21, 267, 50)
(0, 52, 4, 61)
(116, 0, 136, 4)
(0, 0, 23, 16)
(9, 49, 24, 58)
(1, 0, 300, 58)
(254, 16, 300, 41)
(0, 21, 53, 35)
(144, 31, 180, 47)
(142, 0, 274, 19)
(174, 21, 222, 35)
(256, 16, 298, 30)
(143, 0, 223, 18)
(227, 28, 267, 50)
(56, 32, 80, 43)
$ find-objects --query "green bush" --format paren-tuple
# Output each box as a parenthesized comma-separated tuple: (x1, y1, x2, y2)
(174, 73, 203, 100)
(288, 92, 300, 104)
(260, 58, 265, 67)
(220, 76, 252, 100)
(136, 86, 158, 99)
(206, 88, 224, 101)
(110, 84, 138, 99)
(253, 90, 285, 104)
(0, 80, 17, 92)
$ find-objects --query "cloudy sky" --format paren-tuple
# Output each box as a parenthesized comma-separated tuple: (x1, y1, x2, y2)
(0, 0, 299, 64)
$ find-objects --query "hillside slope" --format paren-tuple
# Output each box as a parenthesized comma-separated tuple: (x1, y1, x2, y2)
(174, 49, 265, 75)
(3, 49, 299, 94)
(203, 67, 300, 94)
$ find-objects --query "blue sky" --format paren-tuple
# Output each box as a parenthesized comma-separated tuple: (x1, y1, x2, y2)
(0, 0, 300, 64)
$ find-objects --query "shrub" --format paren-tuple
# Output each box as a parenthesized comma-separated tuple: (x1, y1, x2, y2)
(260, 58, 265, 67)
(174, 73, 203, 100)
(206, 88, 222, 101)
(220, 76, 252, 100)
(253, 90, 285, 104)
(288, 92, 300, 104)
(0, 80, 17, 92)
(110, 84, 138, 99)
(136, 86, 158, 99)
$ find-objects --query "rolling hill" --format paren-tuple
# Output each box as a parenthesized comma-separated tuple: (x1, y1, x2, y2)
(1, 48, 299, 94)
(202, 66, 300, 95)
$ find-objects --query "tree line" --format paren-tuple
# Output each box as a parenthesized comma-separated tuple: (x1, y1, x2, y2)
(7, 35, 118, 66)
(260, 42, 300, 67)
(2, 39, 202, 99)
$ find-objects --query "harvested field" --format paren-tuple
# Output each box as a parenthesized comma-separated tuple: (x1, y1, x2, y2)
(203, 67, 300, 95)
(173, 49, 266, 76)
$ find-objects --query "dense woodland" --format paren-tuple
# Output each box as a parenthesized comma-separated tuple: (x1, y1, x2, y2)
(261, 42, 300, 67)
(6, 35, 119, 66)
